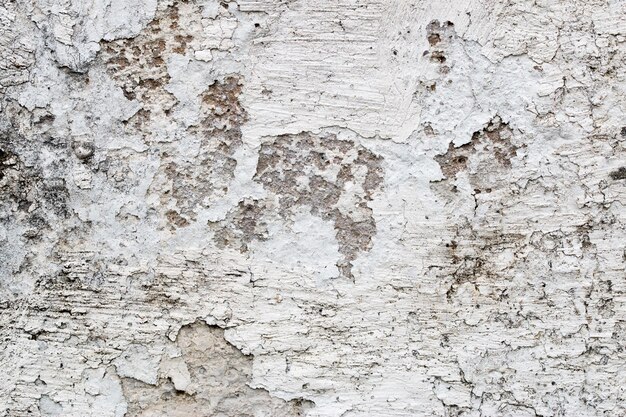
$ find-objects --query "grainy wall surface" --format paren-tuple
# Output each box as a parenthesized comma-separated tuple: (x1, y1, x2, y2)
(1, 0, 625, 416)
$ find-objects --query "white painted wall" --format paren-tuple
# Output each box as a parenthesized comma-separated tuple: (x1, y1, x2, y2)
(1, 0, 625, 415)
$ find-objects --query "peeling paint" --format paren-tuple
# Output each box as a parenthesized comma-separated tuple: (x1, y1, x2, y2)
(1, 0, 626, 416)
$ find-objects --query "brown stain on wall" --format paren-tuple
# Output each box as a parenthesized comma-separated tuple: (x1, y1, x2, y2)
(253, 132, 384, 279)
(434, 116, 519, 181)
(153, 76, 247, 228)
(100, 3, 193, 123)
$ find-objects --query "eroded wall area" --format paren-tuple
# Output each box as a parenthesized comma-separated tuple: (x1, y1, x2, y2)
(1, 0, 625, 416)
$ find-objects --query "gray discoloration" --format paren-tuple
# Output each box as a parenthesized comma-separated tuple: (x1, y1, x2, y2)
(0, 3, 35, 92)
(610, 167, 626, 181)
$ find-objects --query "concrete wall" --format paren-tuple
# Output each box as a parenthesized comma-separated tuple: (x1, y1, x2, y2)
(1, 0, 625, 415)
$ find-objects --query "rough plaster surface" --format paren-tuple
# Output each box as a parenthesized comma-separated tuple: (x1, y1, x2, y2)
(1, 0, 625, 416)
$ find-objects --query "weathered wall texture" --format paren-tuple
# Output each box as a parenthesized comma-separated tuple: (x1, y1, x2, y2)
(1, 0, 625, 416)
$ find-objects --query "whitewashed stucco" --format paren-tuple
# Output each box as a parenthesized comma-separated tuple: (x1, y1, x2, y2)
(1, 0, 625, 416)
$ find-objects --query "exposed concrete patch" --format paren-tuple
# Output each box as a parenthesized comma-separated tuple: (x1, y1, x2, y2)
(100, 2, 187, 123)
(434, 116, 519, 182)
(210, 198, 268, 252)
(254, 132, 383, 278)
(425, 20, 455, 74)
(121, 321, 314, 416)
(150, 76, 247, 228)
(0, 129, 70, 298)
(30, 0, 157, 72)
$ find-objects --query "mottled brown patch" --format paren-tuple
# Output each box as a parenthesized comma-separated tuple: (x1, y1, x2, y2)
(426, 20, 455, 70)
(166, 210, 190, 228)
(254, 132, 384, 279)
(100, 3, 194, 124)
(195, 76, 245, 133)
(211, 199, 268, 252)
(150, 77, 247, 228)
(434, 116, 518, 181)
